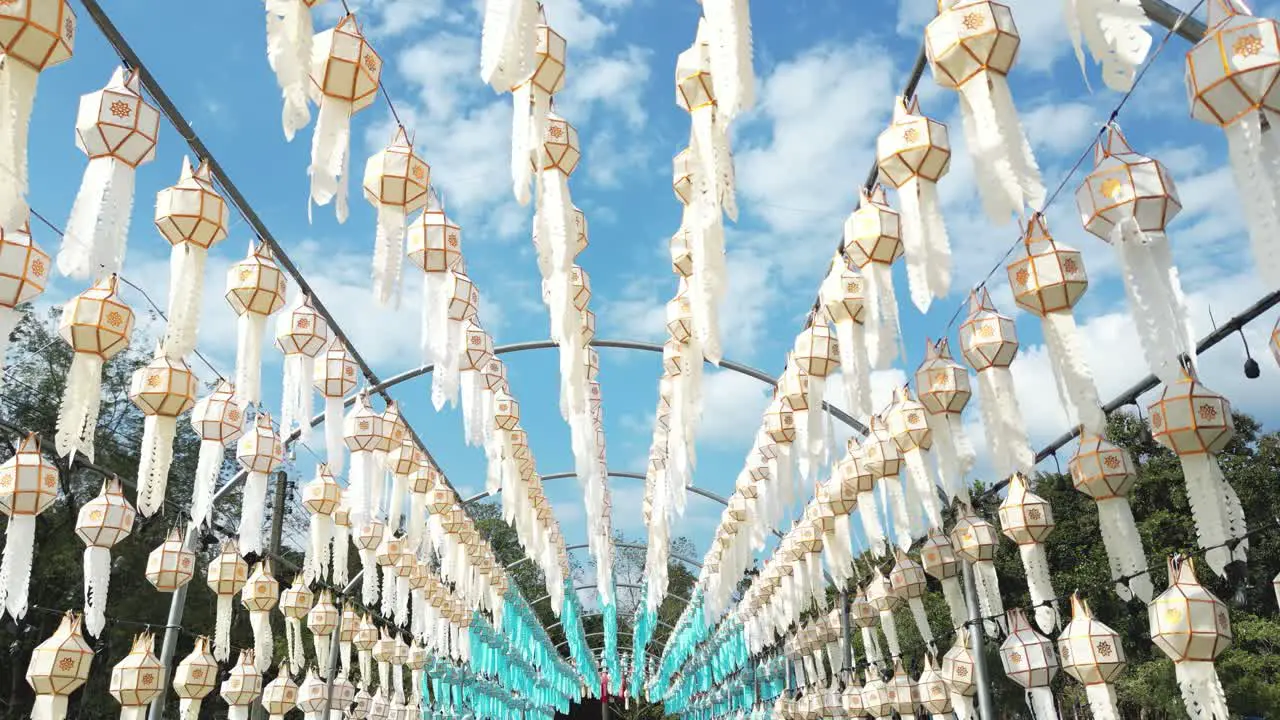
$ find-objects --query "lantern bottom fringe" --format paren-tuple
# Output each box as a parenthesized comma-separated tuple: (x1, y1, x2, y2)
(264, 0, 313, 141)
(250, 611, 272, 672)
(878, 609, 901, 658)
(908, 597, 936, 653)
(1042, 311, 1106, 435)
(1227, 111, 1280, 289)
(881, 476, 913, 551)
(861, 261, 902, 370)
(381, 566, 396, 617)
(462, 369, 486, 448)
(137, 414, 178, 517)
(312, 633, 330, 675)
(323, 395, 345, 474)
(372, 203, 407, 307)
(234, 312, 268, 408)
(237, 471, 270, 555)
(1064, 0, 1149, 93)
(1025, 686, 1060, 720)
(1084, 683, 1121, 720)
(360, 549, 379, 606)
(191, 440, 224, 528)
(1181, 453, 1234, 577)
(281, 353, 316, 446)
(895, 175, 947, 313)
(164, 243, 207, 359)
(30, 694, 67, 720)
(858, 491, 886, 558)
(974, 560, 1005, 637)
(56, 354, 105, 463)
(688, 199, 726, 365)
(904, 448, 942, 533)
(0, 58, 37, 233)
(1113, 220, 1194, 386)
(59, 156, 135, 280)
(941, 576, 969, 631)
(226, 706, 249, 720)
(976, 367, 1034, 477)
(833, 316, 872, 418)
(308, 96, 353, 223)
(0, 514, 35, 621)
(306, 513, 331, 585)
(332, 523, 350, 586)
(509, 83, 534, 207)
(949, 692, 976, 720)
(83, 545, 111, 638)
(1175, 659, 1230, 720)
(286, 617, 305, 677)
(215, 594, 233, 662)
(1019, 542, 1060, 634)
(1097, 496, 1153, 602)
(429, 298, 464, 411)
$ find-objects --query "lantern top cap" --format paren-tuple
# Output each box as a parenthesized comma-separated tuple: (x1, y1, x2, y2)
(1023, 213, 1052, 245)
(1168, 554, 1205, 586)
(1068, 591, 1093, 620)
(1208, 0, 1253, 27)
(893, 94, 921, 121)
(1095, 123, 1136, 164)
(16, 432, 42, 455)
(967, 287, 999, 316)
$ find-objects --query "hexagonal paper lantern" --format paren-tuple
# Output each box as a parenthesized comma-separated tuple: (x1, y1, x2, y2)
(307, 591, 340, 670)
(207, 540, 249, 661)
(1151, 557, 1233, 684)
(860, 669, 892, 719)
(58, 66, 158, 281)
(844, 186, 904, 270)
(542, 112, 581, 176)
(1068, 432, 1136, 500)
(109, 632, 163, 713)
(263, 674, 298, 720)
(915, 338, 970, 416)
(763, 395, 796, 446)
(0, 224, 50, 365)
(670, 225, 694, 277)
(146, 525, 195, 593)
(156, 157, 228, 250)
(1007, 214, 1087, 317)
(363, 126, 430, 305)
(861, 417, 901, 480)
(999, 609, 1059, 720)
(941, 631, 977, 706)
(129, 350, 198, 517)
(1067, 429, 1153, 601)
(0, 432, 58, 620)
(407, 208, 462, 274)
(173, 636, 218, 719)
(925, 1, 1020, 88)
(886, 659, 916, 718)
(220, 649, 263, 720)
(56, 275, 134, 461)
(1059, 593, 1126, 688)
(25, 611, 92, 720)
(1077, 124, 1181, 241)
(0, 0, 74, 229)
(75, 475, 136, 636)
(916, 655, 952, 716)
(666, 291, 693, 344)
(876, 96, 951, 188)
(959, 288, 1017, 371)
(1189, 2, 1280, 127)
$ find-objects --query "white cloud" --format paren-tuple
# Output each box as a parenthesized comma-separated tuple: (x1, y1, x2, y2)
(541, 0, 615, 50)
(557, 45, 653, 129)
(695, 369, 771, 449)
(894, 0, 1075, 74)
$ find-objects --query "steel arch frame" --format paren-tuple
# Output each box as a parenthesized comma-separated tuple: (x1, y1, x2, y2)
(507, 541, 703, 572)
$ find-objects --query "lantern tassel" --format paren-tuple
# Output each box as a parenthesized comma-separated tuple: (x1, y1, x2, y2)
(136, 414, 177, 517)
(1097, 496, 1152, 602)
(878, 609, 900, 658)
(862, 261, 902, 370)
(312, 632, 330, 673)
(510, 83, 534, 206)
(1019, 543, 1060, 633)
(59, 157, 136, 280)
(407, 492, 426, 552)
(702, 0, 754, 120)
(974, 561, 1004, 636)
(1114, 220, 1194, 386)
(250, 611, 272, 672)
(896, 176, 941, 312)
(396, 575, 410, 624)
(1025, 686, 1060, 720)
(950, 692, 976, 720)
(904, 449, 942, 533)
(237, 471, 270, 556)
(976, 368, 1035, 477)
(480, 0, 537, 90)
(462, 371, 486, 447)
(1042, 311, 1106, 434)
(858, 491, 886, 557)
(359, 649, 373, 690)
(164, 244, 207, 360)
(429, 290, 464, 411)
(381, 567, 395, 617)
(306, 513, 331, 583)
(1180, 453, 1234, 577)
(265, 0, 314, 140)
(1064, 0, 1150, 92)
(956, 75, 1023, 224)
(339, 636, 352, 678)
(558, 318, 587, 422)
(1083, 683, 1121, 720)
(941, 576, 968, 630)
(924, 414, 962, 502)
(191, 441, 223, 528)
(372, 203, 407, 307)
(234, 312, 269, 407)
(324, 396, 344, 473)
(214, 594, 233, 662)
(882, 477, 913, 551)
(908, 597, 936, 653)
(83, 545, 111, 637)
(308, 97, 353, 223)
(690, 206, 726, 365)
(360, 547, 379, 605)
(989, 72, 1045, 210)
(282, 354, 316, 445)
(31, 695, 68, 720)
(833, 316, 872, 417)
(348, 451, 372, 526)
(332, 522, 350, 585)
(286, 617, 304, 677)
(860, 626, 881, 666)
(0, 58, 37, 232)
(1227, 112, 1280, 287)
(56, 353, 105, 462)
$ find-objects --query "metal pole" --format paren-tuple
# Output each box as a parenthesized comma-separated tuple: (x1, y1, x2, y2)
(323, 572, 362, 716)
(961, 562, 997, 720)
(249, 470, 291, 720)
(148, 475, 250, 720)
(839, 590, 852, 675)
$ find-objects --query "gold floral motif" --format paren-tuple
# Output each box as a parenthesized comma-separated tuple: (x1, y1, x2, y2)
(1233, 34, 1264, 57)
(1015, 268, 1030, 287)
(358, 420, 370, 431)
(363, 55, 378, 73)
(142, 673, 156, 685)
(1100, 178, 1124, 201)
(1062, 258, 1079, 275)
(907, 412, 921, 424)
(977, 324, 995, 339)
(227, 408, 241, 422)
(961, 11, 985, 31)
(903, 127, 919, 143)
(1009, 651, 1022, 664)
(1151, 411, 1164, 430)
(1027, 507, 1042, 521)
(345, 366, 355, 377)
(411, 164, 426, 180)
(90, 509, 103, 521)
(109, 100, 132, 119)
(1103, 454, 1121, 469)
(1198, 403, 1218, 422)
(1163, 608, 1182, 624)
(107, 311, 124, 327)
(447, 232, 459, 247)
(191, 668, 205, 679)
(238, 268, 252, 282)
(58, 657, 75, 671)
(931, 372, 949, 389)
(146, 373, 161, 388)
(956, 665, 969, 677)
(549, 125, 564, 140)
(296, 317, 310, 330)
(30, 259, 44, 277)
(1097, 640, 1113, 657)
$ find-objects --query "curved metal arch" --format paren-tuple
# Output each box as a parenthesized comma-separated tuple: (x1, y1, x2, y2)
(366, 338, 867, 434)
(560, 631, 663, 663)
(545, 612, 676, 637)
(464, 470, 730, 507)
(529, 582, 692, 609)
(507, 541, 702, 572)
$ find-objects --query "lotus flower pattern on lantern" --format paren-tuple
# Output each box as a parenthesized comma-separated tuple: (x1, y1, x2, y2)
(155, 157, 229, 358)
(0, 223, 50, 378)
(0, 433, 59, 621)
(75, 476, 135, 637)
(55, 275, 134, 463)
(26, 612, 92, 720)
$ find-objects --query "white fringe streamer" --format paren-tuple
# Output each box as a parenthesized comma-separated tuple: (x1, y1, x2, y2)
(234, 313, 269, 407)
(1097, 496, 1153, 602)
(59, 157, 136, 280)
(281, 354, 317, 445)
(1064, 0, 1151, 92)
(214, 594, 233, 662)
(1113, 220, 1195, 386)
(942, 576, 968, 630)
(265, 0, 314, 140)
(975, 368, 1035, 477)
(863, 262, 902, 369)
(164, 244, 207, 360)
(136, 415, 177, 517)
(0, 59, 37, 232)
(250, 611, 272, 672)
(237, 472, 270, 555)
(1042, 311, 1106, 434)
(1084, 683, 1122, 720)
(372, 203, 407, 307)
(1020, 543, 1060, 633)
(974, 561, 1004, 636)
(1026, 686, 1060, 720)
(308, 97, 353, 223)
(55, 354, 105, 462)
(83, 545, 111, 637)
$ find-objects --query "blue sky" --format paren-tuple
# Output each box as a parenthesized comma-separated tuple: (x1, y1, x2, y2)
(19, 0, 1280, 612)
